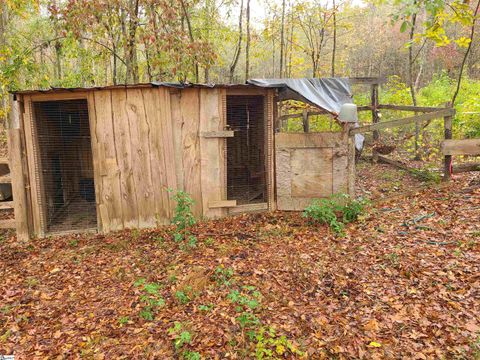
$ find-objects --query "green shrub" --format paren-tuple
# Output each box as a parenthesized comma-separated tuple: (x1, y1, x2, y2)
(303, 193, 368, 234)
(171, 190, 196, 231)
(134, 278, 165, 321)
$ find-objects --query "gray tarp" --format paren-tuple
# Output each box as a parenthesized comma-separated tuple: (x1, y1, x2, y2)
(246, 78, 353, 116)
(247, 78, 364, 150)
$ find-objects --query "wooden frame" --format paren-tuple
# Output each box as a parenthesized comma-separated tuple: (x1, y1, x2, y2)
(21, 93, 99, 237)
(223, 89, 276, 212)
(349, 108, 455, 135)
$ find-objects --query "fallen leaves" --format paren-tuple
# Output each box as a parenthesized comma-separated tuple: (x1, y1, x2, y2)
(0, 172, 479, 358)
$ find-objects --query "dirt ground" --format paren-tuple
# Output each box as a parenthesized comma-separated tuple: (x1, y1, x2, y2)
(0, 165, 479, 359)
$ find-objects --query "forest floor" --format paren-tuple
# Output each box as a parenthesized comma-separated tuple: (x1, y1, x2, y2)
(0, 163, 479, 359)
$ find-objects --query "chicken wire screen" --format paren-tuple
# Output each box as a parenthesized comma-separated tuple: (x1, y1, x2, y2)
(32, 100, 97, 233)
(226, 95, 266, 205)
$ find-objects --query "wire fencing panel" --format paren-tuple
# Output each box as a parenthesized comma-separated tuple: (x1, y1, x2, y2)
(33, 100, 97, 233)
(226, 95, 267, 205)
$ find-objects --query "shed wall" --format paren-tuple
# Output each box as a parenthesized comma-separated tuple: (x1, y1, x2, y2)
(19, 86, 269, 237)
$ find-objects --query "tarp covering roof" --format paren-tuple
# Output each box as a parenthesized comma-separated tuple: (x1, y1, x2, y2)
(246, 78, 353, 116)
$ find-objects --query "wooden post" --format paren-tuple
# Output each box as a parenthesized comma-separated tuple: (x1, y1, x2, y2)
(7, 96, 31, 240)
(302, 109, 309, 133)
(371, 83, 380, 162)
(443, 114, 453, 181)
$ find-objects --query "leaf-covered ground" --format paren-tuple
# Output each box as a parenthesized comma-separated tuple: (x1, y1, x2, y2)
(1, 172, 479, 359)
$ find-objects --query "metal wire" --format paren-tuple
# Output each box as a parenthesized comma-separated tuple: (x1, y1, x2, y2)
(226, 95, 267, 205)
(32, 100, 97, 233)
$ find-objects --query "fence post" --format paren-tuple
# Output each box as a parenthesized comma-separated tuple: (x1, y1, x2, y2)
(443, 114, 453, 181)
(302, 109, 309, 133)
(371, 83, 379, 162)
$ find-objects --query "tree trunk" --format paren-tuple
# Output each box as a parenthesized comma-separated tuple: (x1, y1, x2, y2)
(180, 0, 199, 82)
(279, 0, 286, 77)
(229, 0, 243, 83)
(331, 0, 337, 77)
(451, 0, 480, 106)
(125, 0, 140, 84)
(408, 11, 421, 160)
(245, 0, 250, 81)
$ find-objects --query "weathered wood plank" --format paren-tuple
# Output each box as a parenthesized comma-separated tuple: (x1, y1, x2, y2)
(111, 89, 139, 228)
(179, 89, 203, 217)
(86, 92, 103, 232)
(350, 108, 455, 135)
(0, 201, 14, 210)
(158, 88, 178, 220)
(452, 162, 480, 173)
(142, 88, 170, 225)
(0, 219, 16, 229)
(201, 131, 234, 138)
(170, 91, 185, 192)
(209, 200, 237, 208)
(199, 88, 225, 218)
(441, 138, 480, 156)
(126, 89, 156, 228)
(7, 111, 29, 239)
(228, 202, 268, 215)
(22, 96, 44, 237)
(378, 104, 445, 113)
(276, 132, 344, 149)
(93, 90, 124, 232)
(266, 90, 275, 211)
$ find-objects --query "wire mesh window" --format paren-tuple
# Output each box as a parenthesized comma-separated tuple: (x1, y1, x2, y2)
(226, 95, 266, 205)
(33, 100, 97, 233)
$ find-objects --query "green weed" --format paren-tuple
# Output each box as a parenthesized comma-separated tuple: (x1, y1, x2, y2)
(303, 193, 368, 234)
(134, 278, 165, 321)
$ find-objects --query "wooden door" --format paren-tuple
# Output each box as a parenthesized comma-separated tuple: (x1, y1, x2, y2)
(275, 132, 353, 211)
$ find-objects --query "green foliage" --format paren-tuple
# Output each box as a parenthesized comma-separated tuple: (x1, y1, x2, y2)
(167, 322, 201, 359)
(175, 288, 192, 305)
(169, 190, 198, 250)
(171, 190, 196, 231)
(254, 327, 304, 359)
(118, 316, 130, 326)
(198, 303, 214, 312)
(303, 194, 368, 234)
(134, 278, 165, 321)
(213, 265, 235, 287)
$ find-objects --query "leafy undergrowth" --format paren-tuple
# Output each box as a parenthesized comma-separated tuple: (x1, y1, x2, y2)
(1, 176, 480, 359)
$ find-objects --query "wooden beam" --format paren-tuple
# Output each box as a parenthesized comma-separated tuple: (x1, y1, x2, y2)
(376, 155, 411, 171)
(378, 104, 444, 113)
(350, 108, 455, 135)
(0, 219, 16, 229)
(0, 174, 11, 183)
(349, 77, 386, 85)
(443, 114, 453, 181)
(201, 130, 234, 138)
(452, 162, 480, 174)
(441, 139, 480, 156)
(208, 200, 237, 208)
(0, 201, 14, 210)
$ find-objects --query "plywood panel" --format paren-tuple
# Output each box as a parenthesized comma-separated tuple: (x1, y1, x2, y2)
(111, 89, 139, 228)
(291, 148, 333, 198)
(275, 131, 349, 211)
(199, 88, 225, 218)
(276, 132, 344, 149)
(125, 89, 156, 227)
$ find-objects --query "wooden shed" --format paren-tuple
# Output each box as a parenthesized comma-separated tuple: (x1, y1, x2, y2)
(8, 81, 356, 239)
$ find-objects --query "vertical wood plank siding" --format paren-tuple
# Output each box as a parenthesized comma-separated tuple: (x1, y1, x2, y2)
(87, 87, 230, 233)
